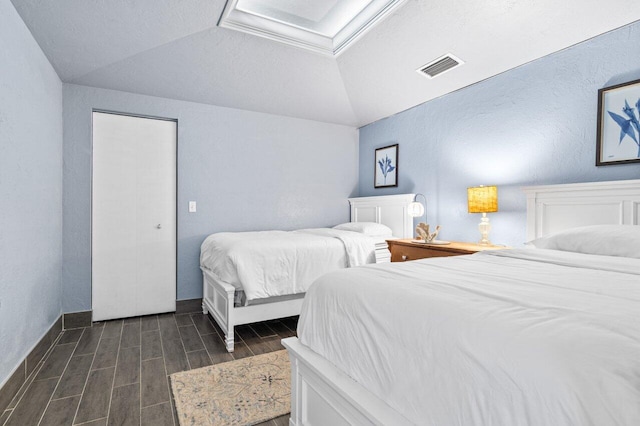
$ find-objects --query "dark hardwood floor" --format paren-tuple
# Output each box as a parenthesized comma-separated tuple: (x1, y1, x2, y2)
(0, 306, 298, 426)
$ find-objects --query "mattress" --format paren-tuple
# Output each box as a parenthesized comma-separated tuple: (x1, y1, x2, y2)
(200, 228, 380, 302)
(298, 249, 640, 425)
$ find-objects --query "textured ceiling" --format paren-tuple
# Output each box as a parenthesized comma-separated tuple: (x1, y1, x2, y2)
(10, 0, 640, 127)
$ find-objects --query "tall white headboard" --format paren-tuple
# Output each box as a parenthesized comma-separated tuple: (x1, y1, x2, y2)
(522, 179, 640, 240)
(348, 194, 415, 238)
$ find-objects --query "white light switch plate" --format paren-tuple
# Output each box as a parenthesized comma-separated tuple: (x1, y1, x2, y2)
(188, 201, 197, 213)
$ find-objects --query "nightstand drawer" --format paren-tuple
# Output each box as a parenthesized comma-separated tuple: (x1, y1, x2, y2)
(390, 245, 460, 262)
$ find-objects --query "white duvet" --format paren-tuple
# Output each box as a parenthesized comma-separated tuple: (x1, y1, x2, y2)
(200, 228, 377, 301)
(298, 249, 640, 425)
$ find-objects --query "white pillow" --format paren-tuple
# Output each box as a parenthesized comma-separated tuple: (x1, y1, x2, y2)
(333, 222, 393, 237)
(527, 225, 640, 258)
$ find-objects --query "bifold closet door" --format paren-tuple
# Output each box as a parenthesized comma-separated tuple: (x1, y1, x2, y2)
(92, 112, 176, 321)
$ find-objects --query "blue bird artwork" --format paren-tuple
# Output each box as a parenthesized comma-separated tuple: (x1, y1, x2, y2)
(608, 98, 640, 158)
(378, 155, 395, 185)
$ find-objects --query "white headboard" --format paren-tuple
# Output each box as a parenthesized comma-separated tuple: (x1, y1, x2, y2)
(348, 194, 415, 238)
(522, 179, 640, 240)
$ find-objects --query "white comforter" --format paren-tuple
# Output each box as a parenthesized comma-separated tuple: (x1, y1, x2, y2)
(298, 249, 640, 425)
(200, 228, 377, 301)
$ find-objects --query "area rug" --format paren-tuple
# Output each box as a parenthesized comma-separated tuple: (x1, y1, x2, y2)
(170, 350, 290, 426)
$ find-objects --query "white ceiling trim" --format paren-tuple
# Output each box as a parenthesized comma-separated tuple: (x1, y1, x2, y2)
(218, 0, 408, 57)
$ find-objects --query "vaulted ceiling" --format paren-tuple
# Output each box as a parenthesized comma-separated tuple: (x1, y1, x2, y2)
(11, 0, 640, 127)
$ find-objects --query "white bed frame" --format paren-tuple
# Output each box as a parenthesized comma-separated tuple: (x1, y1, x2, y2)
(283, 179, 640, 426)
(202, 194, 415, 352)
(523, 179, 640, 240)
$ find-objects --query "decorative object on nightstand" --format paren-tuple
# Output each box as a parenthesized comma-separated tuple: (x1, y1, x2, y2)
(467, 185, 498, 246)
(414, 223, 441, 243)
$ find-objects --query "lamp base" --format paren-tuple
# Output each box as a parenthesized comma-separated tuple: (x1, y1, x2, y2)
(478, 213, 491, 246)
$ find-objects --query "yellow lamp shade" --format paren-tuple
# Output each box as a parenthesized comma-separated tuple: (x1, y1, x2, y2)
(467, 185, 498, 213)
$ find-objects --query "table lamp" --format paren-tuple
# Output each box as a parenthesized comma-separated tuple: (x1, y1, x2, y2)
(408, 193, 426, 222)
(467, 185, 498, 245)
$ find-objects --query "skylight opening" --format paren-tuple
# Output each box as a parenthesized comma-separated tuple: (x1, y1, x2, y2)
(219, 0, 408, 57)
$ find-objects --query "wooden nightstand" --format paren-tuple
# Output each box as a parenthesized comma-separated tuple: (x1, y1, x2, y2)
(386, 239, 507, 262)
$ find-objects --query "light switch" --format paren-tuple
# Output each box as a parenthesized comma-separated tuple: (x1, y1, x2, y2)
(188, 201, 197, 213)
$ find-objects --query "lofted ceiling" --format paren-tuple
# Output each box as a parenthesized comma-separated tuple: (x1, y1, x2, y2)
(10, 0, 640, 127)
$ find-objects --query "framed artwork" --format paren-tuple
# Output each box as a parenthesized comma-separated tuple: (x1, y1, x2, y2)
(374, 144, 398, 188)
(596, 78, 640, 165)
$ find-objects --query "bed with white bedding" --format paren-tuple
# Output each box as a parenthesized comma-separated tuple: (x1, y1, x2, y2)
(200, 228, 378, 303)
(283, 179, 640, 426)
(297, 249, 640, 425)
(201, 193, 416, 352)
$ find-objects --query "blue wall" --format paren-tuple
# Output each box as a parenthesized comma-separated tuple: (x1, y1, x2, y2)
(62, 84, 359, 312)
(359, 22, 640, 247)
(0, 0, 63, 387)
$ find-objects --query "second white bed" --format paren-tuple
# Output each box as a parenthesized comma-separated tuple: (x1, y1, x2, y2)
(200, 228, 378, 302)
(201, 193, 417, 352)
(297, 249, 640, 425)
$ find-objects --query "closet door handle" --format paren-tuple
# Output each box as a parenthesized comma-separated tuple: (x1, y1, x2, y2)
(157, 224, 162, 229)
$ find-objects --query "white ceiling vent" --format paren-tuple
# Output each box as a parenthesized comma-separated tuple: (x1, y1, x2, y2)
(417, 54, 463, 78)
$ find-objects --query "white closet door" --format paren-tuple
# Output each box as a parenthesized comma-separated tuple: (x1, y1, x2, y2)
(92, 112, 176, 321)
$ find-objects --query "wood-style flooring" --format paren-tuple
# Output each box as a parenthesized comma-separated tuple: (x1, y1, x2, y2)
(0, 306, 297, 426)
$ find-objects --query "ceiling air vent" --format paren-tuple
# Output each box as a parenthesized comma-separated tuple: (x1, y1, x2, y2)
(417, 54, 463, 78)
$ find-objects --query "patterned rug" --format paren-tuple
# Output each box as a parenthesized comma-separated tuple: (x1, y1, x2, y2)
(170, 350, 290, 426)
